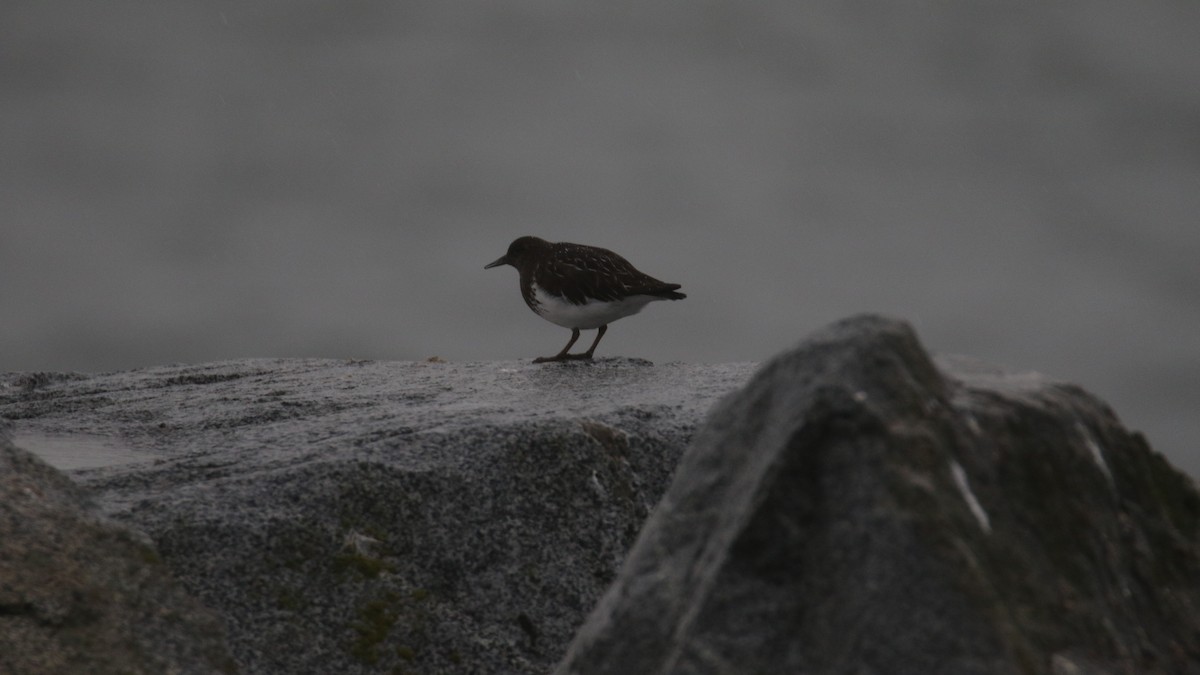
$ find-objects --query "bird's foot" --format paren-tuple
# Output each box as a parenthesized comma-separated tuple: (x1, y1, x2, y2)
(532, 353, 594, 364)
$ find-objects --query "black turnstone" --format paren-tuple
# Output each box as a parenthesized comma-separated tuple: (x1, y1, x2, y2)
(485, 236, 686, 363)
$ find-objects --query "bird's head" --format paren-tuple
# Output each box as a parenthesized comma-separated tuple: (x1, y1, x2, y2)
(484, 236, 550, 270)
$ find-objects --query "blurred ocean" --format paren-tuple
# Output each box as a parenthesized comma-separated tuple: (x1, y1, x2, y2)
(2, 1, 1198, 475)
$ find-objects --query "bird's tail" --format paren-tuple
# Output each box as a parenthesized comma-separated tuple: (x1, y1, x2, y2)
(652, 284, 686, 300)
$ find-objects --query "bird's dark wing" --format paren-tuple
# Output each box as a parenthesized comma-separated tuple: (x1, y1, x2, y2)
(543, 243, 683, 305)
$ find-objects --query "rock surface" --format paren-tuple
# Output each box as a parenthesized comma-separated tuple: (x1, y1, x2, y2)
(555, 316, 1200, 675)
(3, 315, 1198, 675)
(0, 358, 755, 674)
(0, 422, 237, 675)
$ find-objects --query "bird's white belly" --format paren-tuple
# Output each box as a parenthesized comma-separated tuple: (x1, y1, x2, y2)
(532, 285, 659, 329)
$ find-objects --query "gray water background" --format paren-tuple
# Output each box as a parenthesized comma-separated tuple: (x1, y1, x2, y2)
(3, 1, 1198, 476)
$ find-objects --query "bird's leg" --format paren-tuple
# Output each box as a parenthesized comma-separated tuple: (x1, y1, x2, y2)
(578, 325, 608, 360)
(533, 328, 581, 363)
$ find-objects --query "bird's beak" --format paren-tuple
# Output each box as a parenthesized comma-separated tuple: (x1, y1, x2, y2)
(484, 255, 508, 269)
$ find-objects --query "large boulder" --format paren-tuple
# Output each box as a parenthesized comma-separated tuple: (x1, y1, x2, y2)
(556, 315, 1200, 675)
(0, 423, 237, 675)
(4, 315, 1197, 674)
(1, 358, 754, 674)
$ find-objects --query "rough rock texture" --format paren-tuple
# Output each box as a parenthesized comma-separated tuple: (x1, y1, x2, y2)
(0, 358, 754, 674)
(0, 423, 238, 675)
(4, 316, 1199, 675)
(556, 316, 1200, 675)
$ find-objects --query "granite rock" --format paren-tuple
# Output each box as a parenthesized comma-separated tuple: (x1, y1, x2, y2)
(1, 357, 754, 674)
(4, 315, 1198, 675)
(0, 428, 237, 675)
(556, 316, 1200, 675)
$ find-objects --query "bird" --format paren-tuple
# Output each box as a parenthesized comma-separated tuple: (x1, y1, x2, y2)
(484, 236, 686, 363)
